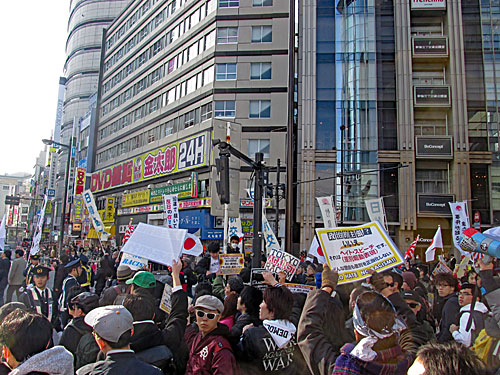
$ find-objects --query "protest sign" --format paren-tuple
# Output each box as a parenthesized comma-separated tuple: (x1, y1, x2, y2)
(263, 214, 280, 254)
(449, 201, 470, 257)
(83, 190, 106, 234)
(120, 252, 148, 271)
(219, 254, 244, 275)
(432, 260, 453, 276)
(159, 284, 172, 314)
(365, 198, 388, 230)
(285, 283, 315, 294)
(250, 268, 268, 291)
(316, 196, 337, 229)
(316, 221, 403, 285)
(264, 248, 300, 281)
(163, 194, 179, 228)
(120, 223, 187, 267)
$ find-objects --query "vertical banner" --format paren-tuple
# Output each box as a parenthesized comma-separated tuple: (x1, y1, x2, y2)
(228, 216, 244, 247)
(449, 201, 470, 256)
(31, 195, 48, 255)
(0, 214, 6, 251)
(104, 197, 115, 223)
(191, 172, 198, 198)
(262, 214, 280, 255)
(316, 196, 337, 229)
(82, 190, 106, 234)
(163, 194, 179, 228)
(47, 147, 58, 198)
(365, 198, 388, 230)
(74, 168, 86, 196)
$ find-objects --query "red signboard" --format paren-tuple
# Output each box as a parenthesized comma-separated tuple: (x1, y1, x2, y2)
(75, 168, 86, 195)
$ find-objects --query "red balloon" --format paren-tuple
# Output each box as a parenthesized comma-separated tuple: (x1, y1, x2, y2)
(184, 237, 196, 250)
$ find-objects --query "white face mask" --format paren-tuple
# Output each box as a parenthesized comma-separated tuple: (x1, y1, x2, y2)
(231, 243, 238, 249)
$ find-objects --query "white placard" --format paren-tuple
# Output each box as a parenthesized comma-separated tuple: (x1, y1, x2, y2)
(365, 198, 388, 230)
(120, 252, 149, 271)
(264, 248, 300, 281)
(449, 201, 470, 257)
(316, 221, 404, 284)
(163, 194, 179, 228)
(316, 196, 337, 228)
(83, 190, 106, 233)
(160, 284, 172, 314)
(263, 214, 280, 255)
(120, 223, 187, 267)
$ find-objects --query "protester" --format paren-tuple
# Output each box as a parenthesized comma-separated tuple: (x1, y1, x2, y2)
(195, 242, 220, 282)
(402, 290, 435, 342)
(212, 274, 244, 301)
(99, 264, 133, 306)
(76, 305, 163, 375)
(407, 340, 486, 375)
(0, 250, 11, 306)
(219, 293, 238, 330)
(6, 250, 26, 303)
(181, 257, 197, 298)
(0, 309, 74, 375)
(228, 285, 263, 344)
(185, 295, 237, 374)
(59, 292, 100, 369)
(305, 264, 317, 286)
(227, 235, 241, 254)
(94, 258, 114, 297)
(19, 265, 60, 329)
(433, 273, 460, 342)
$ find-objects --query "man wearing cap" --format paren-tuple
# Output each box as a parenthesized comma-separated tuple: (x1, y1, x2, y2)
(59, 258, 83, 327)
(23, 254, 40, 287)
(19, 265, 60, 329)
(185, 295, 237, 374)
(76, 305, 163, 375)
(99, 265, 133, 307)
(126, 271, 157, 294)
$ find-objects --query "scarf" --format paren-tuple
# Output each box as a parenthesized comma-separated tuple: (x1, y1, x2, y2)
(262, 319, 296, 349)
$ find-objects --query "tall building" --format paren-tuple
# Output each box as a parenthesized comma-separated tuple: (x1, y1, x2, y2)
(89, 0, 291, 246)
(54, 0, 129, 240)
(298, 0, 495, 256)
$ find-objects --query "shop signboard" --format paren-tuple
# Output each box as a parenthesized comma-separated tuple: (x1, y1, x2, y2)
(90, 131, 209, 193)
(150, 181, 193, 203)
(414, 86, 451, 107)
(417, 194, 455, 216)
(411, 0, 446, 10)
(122, 190, 151, 208)
(416, 137, 453, 158)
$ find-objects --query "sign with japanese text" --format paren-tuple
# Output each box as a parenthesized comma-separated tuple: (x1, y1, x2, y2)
(82, 190, 106, 234)
(74, 168, 86, 196)
(316, 196, 337, 228)
(163, 195, 179, 228)
(150, 181, 192, 203)
(219, 254, 245, 275)
(228, 217, 243, 240)
(73, 197, 84, 221)
(122, 190, 150, 208)
(449, 201, 470, 256)
(432, 260, 453, 276)
(285, 283, 315, 294)
(104, 197, 115, 223)
(159, 284, 172, 314)
(241, 219, 253, 237)
(120, 252, 148, 271)
(264, 248, 301, 281)
(90, 132, 209, 193)
(117, 198, 212, 215)
(263, 214, 280, 254)
(365, 198, 388, 230)
(316, 221, 404, 285)
(240, 199, 272, 208)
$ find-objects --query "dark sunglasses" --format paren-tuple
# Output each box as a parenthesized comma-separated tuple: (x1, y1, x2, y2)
(385, 282, 395, 288)
(196, 310, 219, 320)
(408, 302, 419, 308)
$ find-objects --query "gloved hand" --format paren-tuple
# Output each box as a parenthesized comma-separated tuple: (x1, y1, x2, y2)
(321, 265, 339, 290)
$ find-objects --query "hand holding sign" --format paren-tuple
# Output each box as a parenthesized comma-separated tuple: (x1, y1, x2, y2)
(262, 271, 278, 286)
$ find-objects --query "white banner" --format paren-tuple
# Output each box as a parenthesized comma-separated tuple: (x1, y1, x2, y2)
(365, 198, 387, 230)
(449, 201, 470, 256)
(31, 196, 48, 255)
(0, 214, 5, 251)
(163, 194, 179, 229)
(263, 214, 280, 255)
(120, 223, 187, 267)
(83, 190, 106, 234)
(120, 252, 149, 271)
(316, 196, 337, 228)
(316, 221, 404, 284)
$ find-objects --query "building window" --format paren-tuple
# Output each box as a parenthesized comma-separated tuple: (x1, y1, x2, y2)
(201, 103, 213, 121)
(216, 63, 237, 80)
(253, 0, 272, 5)
(250, 62, 271, 80)
(214, 101, 236, 118)
(248, 139, 270, 158)
(249, 100, 271, 118)
(217, 27, 238, 44)
(251, 26, 272, 43)
(416, 169, 448, 194)
(219, 0, 239, 7)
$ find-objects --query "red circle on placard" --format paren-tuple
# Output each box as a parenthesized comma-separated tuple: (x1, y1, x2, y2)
(317, 246, 324, 257)
(184, 238, 196, 250)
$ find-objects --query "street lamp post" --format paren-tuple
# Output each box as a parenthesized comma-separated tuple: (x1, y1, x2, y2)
(42, 139, 71, 255)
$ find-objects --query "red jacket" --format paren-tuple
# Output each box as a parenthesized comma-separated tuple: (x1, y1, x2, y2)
(185, 323, 238, 375)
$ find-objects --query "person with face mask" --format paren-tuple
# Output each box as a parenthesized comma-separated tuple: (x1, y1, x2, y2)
(227, 236, 241, 254)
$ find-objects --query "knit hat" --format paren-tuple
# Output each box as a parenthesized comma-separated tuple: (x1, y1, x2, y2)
(402, 272, 418, 290)
(116, 265, 133, 281)
(227, 276, 244, 294)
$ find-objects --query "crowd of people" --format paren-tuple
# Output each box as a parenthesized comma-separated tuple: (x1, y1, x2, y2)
(0, 242, 498, 375)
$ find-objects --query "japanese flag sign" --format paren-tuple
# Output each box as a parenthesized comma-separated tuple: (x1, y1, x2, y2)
(316, 221, 403, 284)
(163, 194, 179, 229)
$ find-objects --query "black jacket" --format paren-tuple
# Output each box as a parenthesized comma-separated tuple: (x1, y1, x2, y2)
(0, 258, 10, 280)
(131, 322, 174, 374)
(194, 256, 216, 282)
(228, 312, 261, 346)
(436, 293, 460, 342)
(77, 351, 163, 375)
(60, 316, 92, 356)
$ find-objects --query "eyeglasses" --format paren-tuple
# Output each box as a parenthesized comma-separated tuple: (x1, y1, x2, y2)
(196, 310, 219, 320)
(408, 302, 420, 308)
(385, 282, 395, 288)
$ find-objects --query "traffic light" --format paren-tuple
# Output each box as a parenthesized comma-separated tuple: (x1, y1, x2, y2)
(5, 196, 20, 205)
(215, 155, 230, 204)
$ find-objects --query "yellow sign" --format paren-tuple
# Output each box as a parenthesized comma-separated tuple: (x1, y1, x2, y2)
(122, 190, 151, 208)
(104, 197, 115, 223)
(74, 197, 83, 221)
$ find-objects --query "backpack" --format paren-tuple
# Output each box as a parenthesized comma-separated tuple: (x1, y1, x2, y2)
(112, 284, 129, 305)
(460, 309, 486, 344)
(70, 323, 100, 370)
(471, 329, 500, 369)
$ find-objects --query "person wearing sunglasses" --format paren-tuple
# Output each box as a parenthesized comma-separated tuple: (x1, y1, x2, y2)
(402, 290, 435, 343)
(185, 294, 237, 374)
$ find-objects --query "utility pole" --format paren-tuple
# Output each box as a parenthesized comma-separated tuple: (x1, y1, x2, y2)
(274, 159, 281, 240)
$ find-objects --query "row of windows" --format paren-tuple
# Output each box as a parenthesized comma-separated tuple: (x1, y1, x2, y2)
(97, 102, 213, 164)
(105, 0, 216, 75)
(102, 28, 216, 113)
(100, 65, 216, 140)
(215, 62, 272, 80)
(103, 0, 217, 95)
(214, 100, 271, 118)
(106, 0, 158, 51)
(220, 0, 273, 7)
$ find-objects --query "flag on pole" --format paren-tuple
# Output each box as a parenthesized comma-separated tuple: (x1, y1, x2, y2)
(404, 235, 420, 260)
(425, 226, 443, 262)
(308, 236, 326, 264)
(0, 214, 6, 251)
(122, 219, 134, 245)
(182, 233, 203, 257)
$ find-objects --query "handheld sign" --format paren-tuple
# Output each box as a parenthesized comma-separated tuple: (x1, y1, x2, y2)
(159, 284, 172, 314)
(285, 283, 315, 294)
(120, 253, 148, 271)
(316, 221, 403, 284)
(120, 223, 187, 267)
(264, 248, 300, 281)
(219, 254, 244, 275)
